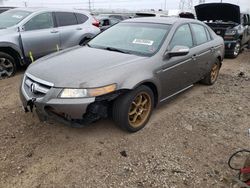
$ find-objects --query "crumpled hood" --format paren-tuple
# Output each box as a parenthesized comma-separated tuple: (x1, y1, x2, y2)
(195, 3, 241, 24)
(27, 46, 146, 88)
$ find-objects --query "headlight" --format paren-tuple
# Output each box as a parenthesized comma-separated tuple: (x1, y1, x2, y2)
(225, 29, 237, 35)
(59, 84, 116, 98)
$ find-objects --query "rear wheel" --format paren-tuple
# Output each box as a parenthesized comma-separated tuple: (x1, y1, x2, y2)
(112, 85, 154, 132)
(200, 59, 220, 85)
(0, 52, 16, 79)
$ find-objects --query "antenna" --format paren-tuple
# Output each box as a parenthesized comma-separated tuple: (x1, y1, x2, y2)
(179, 0, 193, 11)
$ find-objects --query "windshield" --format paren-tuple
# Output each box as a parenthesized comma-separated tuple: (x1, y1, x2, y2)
(88, 22, 171, 56)
(0, 10, 31, 28)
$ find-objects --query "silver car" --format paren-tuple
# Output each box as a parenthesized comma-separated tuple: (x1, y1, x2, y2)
(0, 8, 100, 79)
(20, 17, 224, 132)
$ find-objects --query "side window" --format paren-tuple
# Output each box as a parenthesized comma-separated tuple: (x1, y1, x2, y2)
(76, 13, 88, 24)
(191, 24, 208, 45)
(169, 24, 193, 49)
(24, 12, 54, 31)
(56, 12, 77, 27)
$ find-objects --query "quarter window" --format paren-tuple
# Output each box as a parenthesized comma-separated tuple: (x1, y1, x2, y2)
(169, 24, 193, 49)
(76, 13, 88, 24)
(56, 12, 77, 27)
(191, 24, 208, 45)
(24, 12, 54, 31)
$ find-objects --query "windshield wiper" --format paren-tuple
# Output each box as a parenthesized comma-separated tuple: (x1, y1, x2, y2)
(105, 47, 131, 54)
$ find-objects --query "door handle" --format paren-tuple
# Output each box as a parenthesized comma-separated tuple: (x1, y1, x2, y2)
(51, 30, 59, 33)
(76, 28, 82, 30)
(211, 47, 215, 52)
(192, 54, 197, 61)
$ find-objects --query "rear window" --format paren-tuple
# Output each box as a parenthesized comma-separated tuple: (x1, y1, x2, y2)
(55, 12, 77, 27)
(76, 13, 88, 24)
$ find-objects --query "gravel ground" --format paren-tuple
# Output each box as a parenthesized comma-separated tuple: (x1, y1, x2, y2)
(0, 50, 249, 188)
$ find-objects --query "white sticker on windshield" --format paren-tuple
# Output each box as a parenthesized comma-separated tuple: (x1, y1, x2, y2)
(12, 15, 23, 19)
(133, 39, 154, 46)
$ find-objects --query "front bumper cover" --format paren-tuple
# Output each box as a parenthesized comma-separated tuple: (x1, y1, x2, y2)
(20, 79, 96, 123)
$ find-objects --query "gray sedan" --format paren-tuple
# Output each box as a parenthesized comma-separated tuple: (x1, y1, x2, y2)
(20, 17, 224, 132)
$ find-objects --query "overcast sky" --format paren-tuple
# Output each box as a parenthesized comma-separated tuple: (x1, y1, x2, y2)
(3, 0, 250, 11)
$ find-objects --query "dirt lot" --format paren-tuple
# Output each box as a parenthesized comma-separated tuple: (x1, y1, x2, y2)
(0, 51, 250, 188)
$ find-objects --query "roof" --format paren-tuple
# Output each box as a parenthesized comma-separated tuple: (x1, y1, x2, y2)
(123, 17, 200, 25)
(11, 7, 90, 14)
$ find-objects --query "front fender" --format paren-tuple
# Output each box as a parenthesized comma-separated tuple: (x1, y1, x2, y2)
(0, 42, 24, 64)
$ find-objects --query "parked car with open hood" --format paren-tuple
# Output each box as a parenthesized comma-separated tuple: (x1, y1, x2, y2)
(20, 17, 224, 132)
(0, 8, 100, 79)
(195, 3, 250, 58)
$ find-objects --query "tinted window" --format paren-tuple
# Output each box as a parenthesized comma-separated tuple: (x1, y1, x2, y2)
(191, 24, 208, 45)
(56, 12, 77, 27)
(76, 13, 88, 24)
(170, 24, 193, 49)
(24, 12, 54, 31)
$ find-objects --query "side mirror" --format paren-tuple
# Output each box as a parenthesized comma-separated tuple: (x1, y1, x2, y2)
(18, 26, 25, 32)
(166, 45, 190, 58)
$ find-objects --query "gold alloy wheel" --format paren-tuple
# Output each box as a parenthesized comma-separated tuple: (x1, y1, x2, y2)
(128, 92, 152, 128)
(210, 63, 219, 83)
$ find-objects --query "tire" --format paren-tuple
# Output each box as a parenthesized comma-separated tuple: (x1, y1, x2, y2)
(0, 52, 16, 79)
(230, 40, 241, 58)
(112, 85, 154, 133)
(248, 40, 250, 49)
(200, 59, 221, 85)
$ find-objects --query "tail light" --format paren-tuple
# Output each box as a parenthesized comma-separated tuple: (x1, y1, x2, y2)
(92, 17, 100, 28)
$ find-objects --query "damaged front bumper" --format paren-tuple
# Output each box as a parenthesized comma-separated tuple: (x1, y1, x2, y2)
(20, 74, 97, 126)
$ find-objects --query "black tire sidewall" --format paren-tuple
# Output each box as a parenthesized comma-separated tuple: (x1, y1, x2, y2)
(0, 52, 16, 78)
(113, 85, 154, 132)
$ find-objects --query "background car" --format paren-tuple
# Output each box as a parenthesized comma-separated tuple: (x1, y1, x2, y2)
(0, 6, 15, 14)
(20, 17, 224, 133)
(96, 16, 120, 31)
(97, 13, 130, 21)
(195, 3, 250, 58)
(0, 8, 100, 79)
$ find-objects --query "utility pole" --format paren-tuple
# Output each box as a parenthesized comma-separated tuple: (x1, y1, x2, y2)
(88, 0, 91, 12)
(164, 0, 167, 11)
(24, 1, 27, 7)
(179, 0, 193, 11)
(199, 0, 205, 4)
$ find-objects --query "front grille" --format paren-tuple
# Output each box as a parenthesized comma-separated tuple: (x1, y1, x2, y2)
(23, 73, 53, 98)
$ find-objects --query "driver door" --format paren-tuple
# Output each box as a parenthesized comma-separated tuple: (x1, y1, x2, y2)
(159, 24, 197, 99)
(20, 12, 60, 61)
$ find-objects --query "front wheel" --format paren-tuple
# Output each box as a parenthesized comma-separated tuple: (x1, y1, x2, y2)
(112, 85, 154, 132)
(0, 52, 16, 79)
(231, 41, 241, 58)
(200, 59, 221, 85)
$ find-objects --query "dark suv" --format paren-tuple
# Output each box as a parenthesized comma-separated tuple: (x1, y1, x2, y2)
(195, 3, 250, 58)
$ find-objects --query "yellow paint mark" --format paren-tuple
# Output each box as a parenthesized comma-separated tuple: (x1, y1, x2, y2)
(29, 51, 34, 63)
(56, 44, 59, 52)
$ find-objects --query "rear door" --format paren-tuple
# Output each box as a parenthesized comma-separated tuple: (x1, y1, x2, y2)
(20, 12, 60, 60)
(55, 12, 88, 49)
(190, 23, 214, 80)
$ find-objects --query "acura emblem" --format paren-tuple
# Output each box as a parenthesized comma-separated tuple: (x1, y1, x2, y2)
(30, 83, 37, 93)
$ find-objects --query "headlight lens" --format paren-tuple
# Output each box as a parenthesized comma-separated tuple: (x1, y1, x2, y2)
(225, 29, 237, 35)
(59, 84, 116, 98)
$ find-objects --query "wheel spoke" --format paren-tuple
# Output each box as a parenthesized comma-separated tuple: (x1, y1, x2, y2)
(137, 95, 143, 105)
(132, 113, 139, 123)
(129, 108, 137, 116)
(141, 98, 148, 106)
